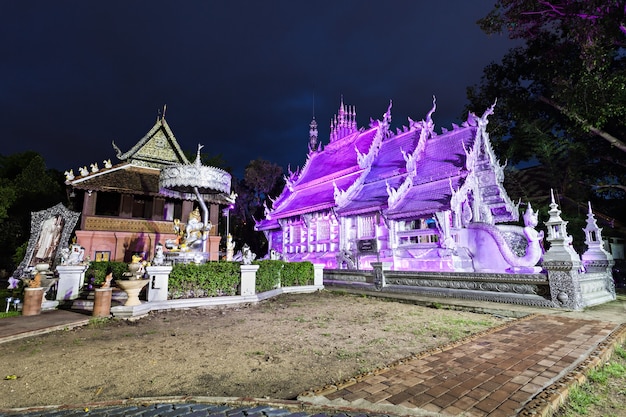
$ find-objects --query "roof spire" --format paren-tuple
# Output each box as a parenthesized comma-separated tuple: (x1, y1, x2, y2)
(309, 116, 318, 153)
(308, 91, 319, 153)
(330, 96, 357, 142)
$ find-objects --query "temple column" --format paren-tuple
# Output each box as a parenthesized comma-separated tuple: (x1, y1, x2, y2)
(209, 203, 219, 235)
(80, 191, 97, 229)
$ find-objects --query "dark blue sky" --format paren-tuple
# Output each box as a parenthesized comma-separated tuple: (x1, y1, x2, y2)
(1, 1, 515, 178)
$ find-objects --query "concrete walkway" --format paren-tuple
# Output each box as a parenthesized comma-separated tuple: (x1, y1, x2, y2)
(1, 293, 625, 417)
(0, 308, 90, 344)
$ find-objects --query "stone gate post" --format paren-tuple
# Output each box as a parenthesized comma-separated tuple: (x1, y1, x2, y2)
(543, 260, 584, 310)
(240, 264, 259, 296)
(55, 264, 88, 301)
(313, 264, 324, 287)
(371, 262, 391, 290)
(145, 265, 173, 302)
(542, 190, 584, 310)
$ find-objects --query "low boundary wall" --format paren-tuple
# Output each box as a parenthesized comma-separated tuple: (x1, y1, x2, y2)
(323, 268, 556, 308)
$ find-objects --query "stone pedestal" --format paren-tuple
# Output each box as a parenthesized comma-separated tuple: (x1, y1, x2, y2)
(313, 264, 324, 287)
(240, 264, 259, 296)
(146, 265, 173, 302)
(544, 260, 584, 310)
(542, 190, 585, 310)
(93, 288, 112, 317)
(56, 264, 88, 301)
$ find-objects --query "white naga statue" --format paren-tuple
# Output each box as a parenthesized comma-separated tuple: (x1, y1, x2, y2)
(498, 203, 544, 272)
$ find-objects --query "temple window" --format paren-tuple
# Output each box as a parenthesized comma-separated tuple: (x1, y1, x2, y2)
(164, 200, 183, 221)
(94, 192, 121, 216)
(397, 217, 440, 247)
(292, 224, 302, 244)
(94, 251, 110, 262)
(358, 214, 376, 239)
(318, 219, 330, 241)
(131, 196, 154, 219)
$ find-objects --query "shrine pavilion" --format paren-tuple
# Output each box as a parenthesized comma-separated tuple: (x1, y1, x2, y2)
(65, 113, 232, 263)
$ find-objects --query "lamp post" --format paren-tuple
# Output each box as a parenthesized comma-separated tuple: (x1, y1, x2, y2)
(223, 204, 235, 261)
(222, 205, 233, 238)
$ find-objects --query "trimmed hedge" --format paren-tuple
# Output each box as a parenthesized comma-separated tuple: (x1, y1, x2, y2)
(254, 260, 314, 291)
(168, 262, 240, 299)
(254, 260, 284, 293)
(86, 261, 128, 284)
(282, 261, 314, 286)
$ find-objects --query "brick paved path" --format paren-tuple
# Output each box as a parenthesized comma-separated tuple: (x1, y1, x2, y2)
(300, 315, 618, 417)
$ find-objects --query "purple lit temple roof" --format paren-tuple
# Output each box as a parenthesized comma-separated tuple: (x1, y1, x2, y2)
(386, 127, 477, 219)
(268, 173, 361, 219)
(256, 124, 379, 229)
(297, 128, 378, 184)
(335, 128, 420, 216)
(257, 99, 516, 232)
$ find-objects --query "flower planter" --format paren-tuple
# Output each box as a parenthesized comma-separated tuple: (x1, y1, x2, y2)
(116, 279, 149, 306)
(22, 287, 44, 316)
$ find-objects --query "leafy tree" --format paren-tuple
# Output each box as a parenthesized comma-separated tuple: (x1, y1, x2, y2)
(467, 0, 626, 228)
(0, 152, 67, 275)
(231, 159, 284, 256)
(0, 178, 16, 222)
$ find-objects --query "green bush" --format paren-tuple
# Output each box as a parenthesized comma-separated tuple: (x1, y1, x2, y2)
(86, 261, 127, 284)
(168, 262, 240, 299)
(254, 260, 313, 289)
(254, 260, 283, 293)
(166, 260, 314, 299)
(282, 261, 314, 286)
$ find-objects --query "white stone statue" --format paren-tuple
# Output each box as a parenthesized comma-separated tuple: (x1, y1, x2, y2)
(66, 244, 85, 265)
(152, 243, 165, 265)
(90, 163, 99, 173)
(226, 234, 234, 261)
(59, 247, 70, 265)
(79, 166, 89, 176)
(184, 208, 206, 250)
(64, 169, 75, 181)
(241, 244, 256, 265)
(103, 159, 112, 169)
(164, 208, 211, 252)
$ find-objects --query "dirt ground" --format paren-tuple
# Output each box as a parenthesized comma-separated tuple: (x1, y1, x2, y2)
(0, 291, 507, 409)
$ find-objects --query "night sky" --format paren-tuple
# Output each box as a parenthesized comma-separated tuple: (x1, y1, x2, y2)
(1, 1, 515, 178)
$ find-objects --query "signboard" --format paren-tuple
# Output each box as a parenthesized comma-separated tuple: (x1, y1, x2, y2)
(357, 239, 377, 254)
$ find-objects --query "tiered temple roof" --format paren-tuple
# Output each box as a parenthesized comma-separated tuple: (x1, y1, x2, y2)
(66, 115, 189, 193)
(258, 98, 518, 231)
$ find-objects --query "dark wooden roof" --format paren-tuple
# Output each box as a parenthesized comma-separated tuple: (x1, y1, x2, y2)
(70, 164, 162, 196)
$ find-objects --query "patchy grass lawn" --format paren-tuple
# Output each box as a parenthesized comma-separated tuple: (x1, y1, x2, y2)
(556, 343, 626, 417)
